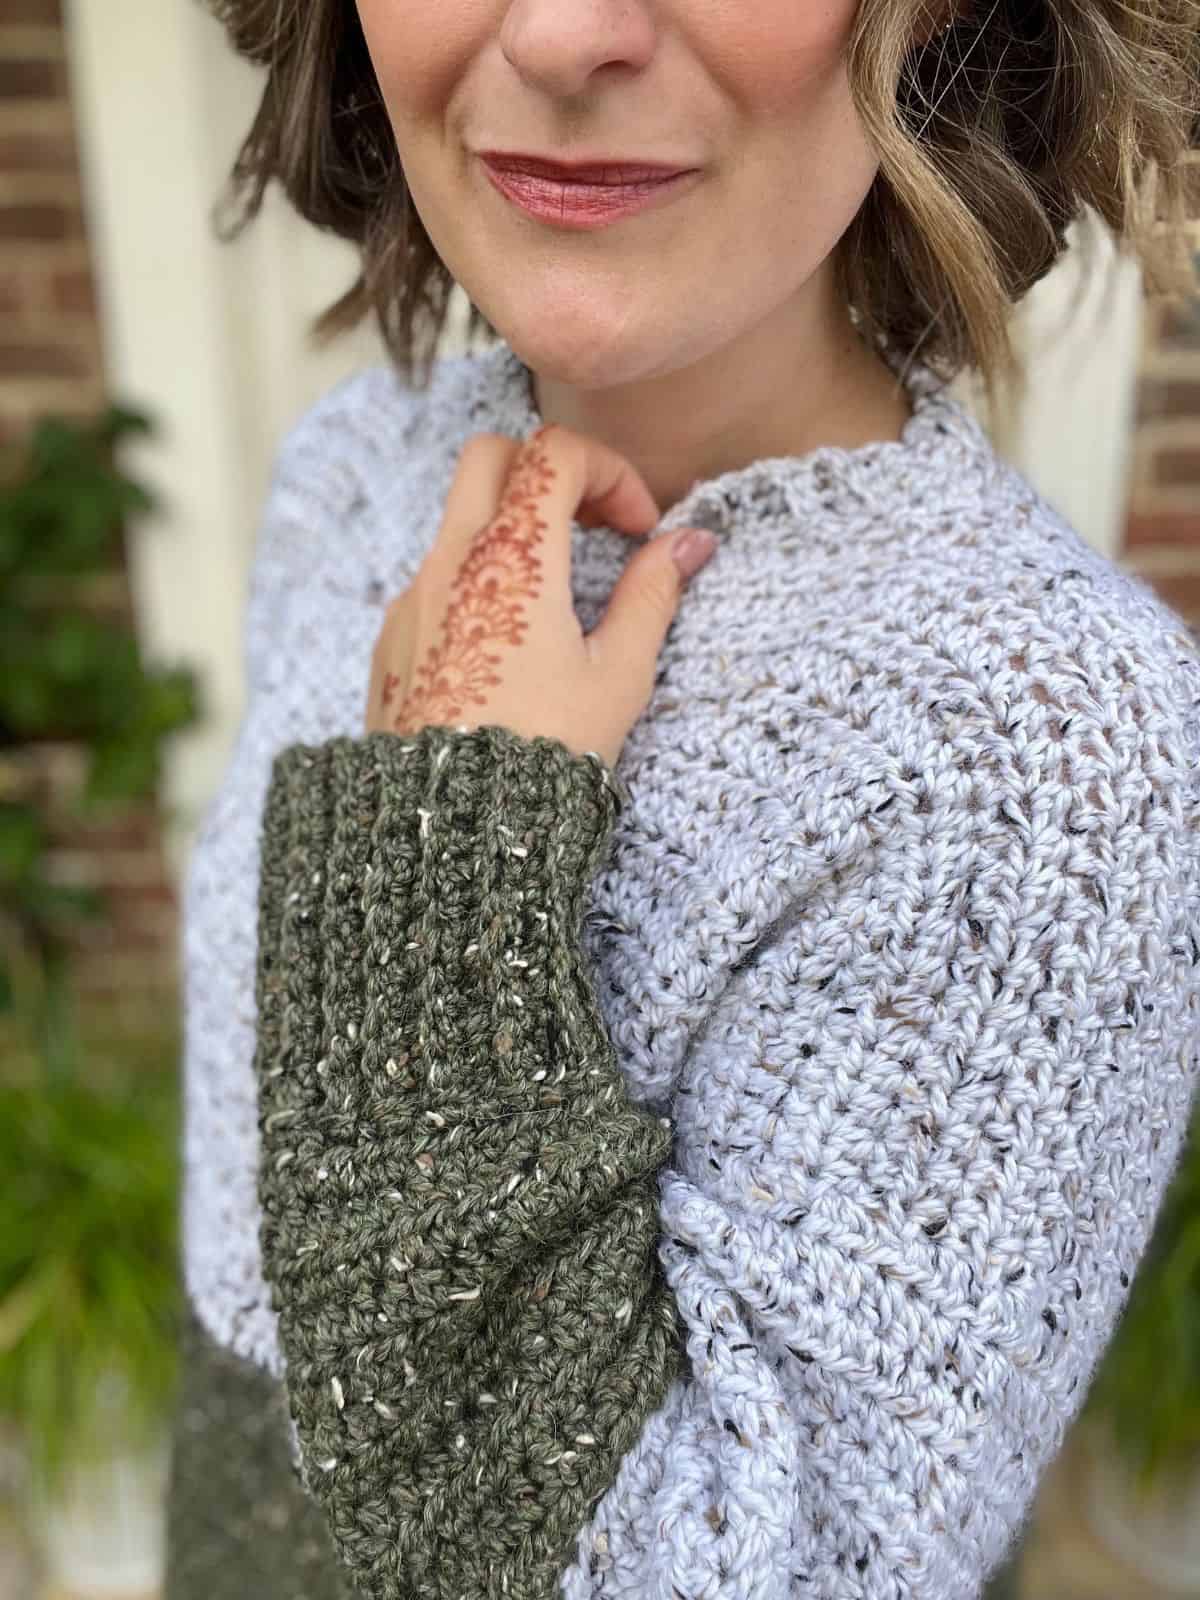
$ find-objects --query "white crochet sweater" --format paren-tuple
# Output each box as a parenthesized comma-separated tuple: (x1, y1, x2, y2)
(178, 337, 1200, 1599)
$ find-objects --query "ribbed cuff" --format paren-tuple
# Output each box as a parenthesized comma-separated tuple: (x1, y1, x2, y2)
(252, 722, 684, 1599)
(266, 721, 627, 880)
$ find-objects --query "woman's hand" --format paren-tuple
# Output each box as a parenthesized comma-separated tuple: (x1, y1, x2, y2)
(364, 423, 717, 771)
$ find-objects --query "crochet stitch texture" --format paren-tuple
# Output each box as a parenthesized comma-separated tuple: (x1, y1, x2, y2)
(168, 337, 1200, 1600)
(256, 726, 684, 1599)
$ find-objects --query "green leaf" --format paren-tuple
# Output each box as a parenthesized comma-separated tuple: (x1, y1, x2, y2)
(0, 1061, 181, 1497)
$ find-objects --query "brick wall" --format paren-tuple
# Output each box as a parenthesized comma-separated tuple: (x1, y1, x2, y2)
(0, 0, 102, 446)
(1126, 237, 1200, 623)
(0, 0, 179, 1037)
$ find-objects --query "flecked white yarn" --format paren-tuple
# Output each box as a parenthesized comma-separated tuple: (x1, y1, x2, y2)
(180, 339, 1200, 1599)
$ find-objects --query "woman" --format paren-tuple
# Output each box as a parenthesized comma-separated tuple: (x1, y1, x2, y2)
(166, 1, 1200, 1597)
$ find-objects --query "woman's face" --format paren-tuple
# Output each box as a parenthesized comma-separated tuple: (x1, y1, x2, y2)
(354, 0, 883, 391)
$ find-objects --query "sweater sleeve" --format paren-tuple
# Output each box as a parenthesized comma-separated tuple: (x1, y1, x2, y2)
(253, 721, 689, 1600)
(254, 689, 1200, 1600)
(644, 693, 1200, 1599)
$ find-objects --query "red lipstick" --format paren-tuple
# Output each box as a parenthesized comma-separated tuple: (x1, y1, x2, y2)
(477, 151, 701, 230)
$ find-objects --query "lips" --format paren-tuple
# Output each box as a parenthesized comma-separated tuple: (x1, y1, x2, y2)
(477, 151, 701, 229)
(478, 152, 694, 185)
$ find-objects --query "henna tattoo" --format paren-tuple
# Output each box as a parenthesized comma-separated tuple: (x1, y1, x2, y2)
(385, 428, 557, 734)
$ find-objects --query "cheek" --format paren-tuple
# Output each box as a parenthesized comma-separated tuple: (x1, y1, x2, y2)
(354, 0, 476, 134)
(714, 0, 860, 114)
(730, 0, 878, 213)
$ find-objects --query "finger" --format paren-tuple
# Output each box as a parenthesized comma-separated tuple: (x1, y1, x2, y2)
(463, 424, 661, 610)
(434, 425, 662, 628)
(528, 423, 662, 540)
(433, 432, 525, 571)
(364, 592, 416, 730)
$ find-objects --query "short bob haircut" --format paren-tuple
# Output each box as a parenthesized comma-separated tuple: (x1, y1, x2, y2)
(206, 0, 1199, 412)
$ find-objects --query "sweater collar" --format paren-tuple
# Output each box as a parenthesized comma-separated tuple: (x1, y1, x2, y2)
(471, 337, 993, 547)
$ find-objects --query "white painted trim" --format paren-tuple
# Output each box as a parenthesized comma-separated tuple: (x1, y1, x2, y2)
(985, 206, 1143, 562)
(63, 0, 387, 884)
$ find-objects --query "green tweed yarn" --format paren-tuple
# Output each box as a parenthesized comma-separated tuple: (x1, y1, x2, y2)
(254, 722, 688, 1600)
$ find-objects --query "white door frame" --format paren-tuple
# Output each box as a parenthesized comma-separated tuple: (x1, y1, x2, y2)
(63, 0, 386, 882)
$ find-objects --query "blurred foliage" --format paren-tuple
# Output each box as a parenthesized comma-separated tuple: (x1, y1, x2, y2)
(0, 404, 203, 1055)
(0, 403, 198, 1497)
(1084, 1100, 1200, 1490)
(0, 937, 181, 1496)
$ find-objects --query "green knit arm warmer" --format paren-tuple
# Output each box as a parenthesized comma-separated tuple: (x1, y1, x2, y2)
(253, 721, 687, 1600)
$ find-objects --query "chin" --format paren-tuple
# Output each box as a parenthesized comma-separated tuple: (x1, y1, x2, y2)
(495, 310, 671, 393)
(460, 261, 663, 388)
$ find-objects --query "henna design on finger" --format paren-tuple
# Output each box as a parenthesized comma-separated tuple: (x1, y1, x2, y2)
(385, 427, 558, 734)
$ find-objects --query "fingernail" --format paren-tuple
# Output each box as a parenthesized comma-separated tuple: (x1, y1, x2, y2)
(670, 527, 718, 581)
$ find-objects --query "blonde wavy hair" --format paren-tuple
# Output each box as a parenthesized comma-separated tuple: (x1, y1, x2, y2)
(206, 0, 1199, 413)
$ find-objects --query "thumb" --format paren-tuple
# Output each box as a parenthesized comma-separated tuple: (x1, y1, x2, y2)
(587, 525, 718, 680)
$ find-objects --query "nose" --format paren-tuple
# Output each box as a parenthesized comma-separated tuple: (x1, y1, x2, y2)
(499, 0, 657, 101)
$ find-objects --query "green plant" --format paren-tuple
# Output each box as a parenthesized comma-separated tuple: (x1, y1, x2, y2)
(0, 402, 200, 1497)
(0, 404, 204, 1055)
(1084, 1101, 1200, 1490)
(0, 941, 181, 1496)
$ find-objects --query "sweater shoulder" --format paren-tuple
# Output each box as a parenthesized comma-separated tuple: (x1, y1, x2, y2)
(862, 455, 1200, 770)
(239, 351, 491, 692)
(677, 460, 1200, 868)
(956, 468, 1200, 766)
(243, 349, 496, 634)
(261, 349, 486, 541)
